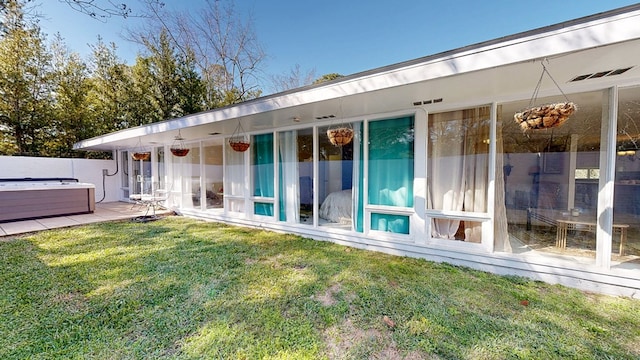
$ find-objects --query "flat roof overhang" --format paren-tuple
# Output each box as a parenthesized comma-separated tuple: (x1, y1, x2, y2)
(74, 5, 640, 152)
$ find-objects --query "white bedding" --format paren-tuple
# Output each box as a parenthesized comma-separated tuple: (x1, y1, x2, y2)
(319, 189, 352, 223)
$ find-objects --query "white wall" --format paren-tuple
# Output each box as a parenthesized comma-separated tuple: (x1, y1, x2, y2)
(0, 156, 120, 203)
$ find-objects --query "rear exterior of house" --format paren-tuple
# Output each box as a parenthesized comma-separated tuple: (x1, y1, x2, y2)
(75, 5, 640, 298)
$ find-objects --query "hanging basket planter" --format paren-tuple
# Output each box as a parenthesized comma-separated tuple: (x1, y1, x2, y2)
(514, 102, 577, 131)
(170, 130, 190, 157)
(229, 140, 250, 152)
(131, 152, 150, 161)
(327, 127, 354, 146)
(515, 61, 577, 132)
(229, 120, 250, 152)
(131, 138, 150, 160)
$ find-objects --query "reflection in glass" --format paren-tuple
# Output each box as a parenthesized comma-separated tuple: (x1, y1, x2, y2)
(498, 91, 604, 258)
(614, 86, 640, 261)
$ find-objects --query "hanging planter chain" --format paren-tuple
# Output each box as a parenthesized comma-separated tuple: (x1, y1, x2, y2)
(229, 120, 250, 152)
(514, 60, 577, 131)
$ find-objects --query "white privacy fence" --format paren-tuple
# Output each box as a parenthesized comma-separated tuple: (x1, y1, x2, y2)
(0, 156, 120, 203)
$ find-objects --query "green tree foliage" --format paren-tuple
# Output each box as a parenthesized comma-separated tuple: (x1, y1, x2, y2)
(313, 73, 344, 84)
(87, 37, 131, 132)
(176, 47, 205, 115)
(0, 0, 268, 158)
(0, 0, 53, 155)
(47, 34, 95, 157)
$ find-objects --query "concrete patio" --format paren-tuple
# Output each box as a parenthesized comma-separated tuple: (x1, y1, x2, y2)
(0, 201, 173, 237)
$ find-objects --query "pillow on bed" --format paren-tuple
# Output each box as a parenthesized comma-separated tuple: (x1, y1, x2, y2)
(319, 189, 352, 223)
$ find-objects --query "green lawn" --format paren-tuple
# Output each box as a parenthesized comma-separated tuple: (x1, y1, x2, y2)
(1, 216, 639, 359)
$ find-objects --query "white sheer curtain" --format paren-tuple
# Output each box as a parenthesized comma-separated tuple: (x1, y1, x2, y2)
(429, 108, 489, 242)
(430, 128, 465, 239)
(279, 130, 300, 223)
(494, 109, 512, 252)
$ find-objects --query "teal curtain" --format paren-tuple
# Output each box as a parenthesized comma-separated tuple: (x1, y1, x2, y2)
(252, 133, 274, 216)
(368, 117, 414, 233)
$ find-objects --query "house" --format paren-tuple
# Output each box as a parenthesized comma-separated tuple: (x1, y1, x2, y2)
(75, 4, 640, 298)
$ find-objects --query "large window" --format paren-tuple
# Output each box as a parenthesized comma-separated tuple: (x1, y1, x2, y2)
(180, 143, 201, 210)
(225, 138, 245, 213)
(204, 141, 224, 210)
(614, 86, 640, 262)
(498, 90, 604, 257)
(252, 133, 274, 216)
(428, 106, 490, 242)
(368, 116, 414, 234)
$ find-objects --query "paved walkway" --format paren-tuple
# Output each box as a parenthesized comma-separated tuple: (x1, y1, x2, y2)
(0, 202, 173, 237)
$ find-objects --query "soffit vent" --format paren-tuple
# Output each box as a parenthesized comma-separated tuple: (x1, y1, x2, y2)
(570, 67, 633, 82)
(315, 114, 336, 120)
(413, 98, 443, 106)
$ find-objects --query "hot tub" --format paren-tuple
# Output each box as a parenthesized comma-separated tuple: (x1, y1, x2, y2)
(0, 179, 95, 222)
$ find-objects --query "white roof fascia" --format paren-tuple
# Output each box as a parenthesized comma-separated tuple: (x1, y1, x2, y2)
(75, 6, 640, 150)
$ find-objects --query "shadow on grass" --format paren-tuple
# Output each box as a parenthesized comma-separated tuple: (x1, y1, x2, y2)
(1, 217, 639, 359)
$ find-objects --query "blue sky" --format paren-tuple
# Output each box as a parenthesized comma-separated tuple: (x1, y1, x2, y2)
(35, 0, 640, 82)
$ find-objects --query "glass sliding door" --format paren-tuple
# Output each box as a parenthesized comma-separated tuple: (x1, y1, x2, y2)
(318, 122, 363, 231)
(278, 127, 313, 225)
(252, 133, 274, 216)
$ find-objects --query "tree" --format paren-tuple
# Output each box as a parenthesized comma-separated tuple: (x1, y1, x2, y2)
(0, 0, 53, 155)
(1, 0, 165, 20)
(130, 0, 265, 109)
(175, 47, 205, 115)
(270, 64, 316, 93)
(126, 55, 158, 125)
(48, 33, 95, 157)
(142, 28, 180, 120)
(313, 73, 344, 85)
(87, 36, 131, 131)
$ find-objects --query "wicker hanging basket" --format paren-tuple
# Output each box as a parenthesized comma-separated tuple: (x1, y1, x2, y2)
(515, 61, 577, 131)
(514, 102, 577, 131)
(170, 130, 190, 157)
(327, 127, 354, 146)
(229, 120, 250, 152)
(131, 152, 150, 161)
(131, 138, 150, 160)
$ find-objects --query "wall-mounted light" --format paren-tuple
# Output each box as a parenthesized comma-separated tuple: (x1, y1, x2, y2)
(292, 116, 301, 122)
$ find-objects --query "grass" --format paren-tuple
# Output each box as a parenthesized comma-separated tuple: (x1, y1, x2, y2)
(1, 216, 639, 359)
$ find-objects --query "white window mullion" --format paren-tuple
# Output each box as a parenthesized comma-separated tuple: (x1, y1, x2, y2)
(596, 86, 617, 268)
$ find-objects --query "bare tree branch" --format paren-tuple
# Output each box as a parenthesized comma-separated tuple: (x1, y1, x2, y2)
(0, 0, 165, 22)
